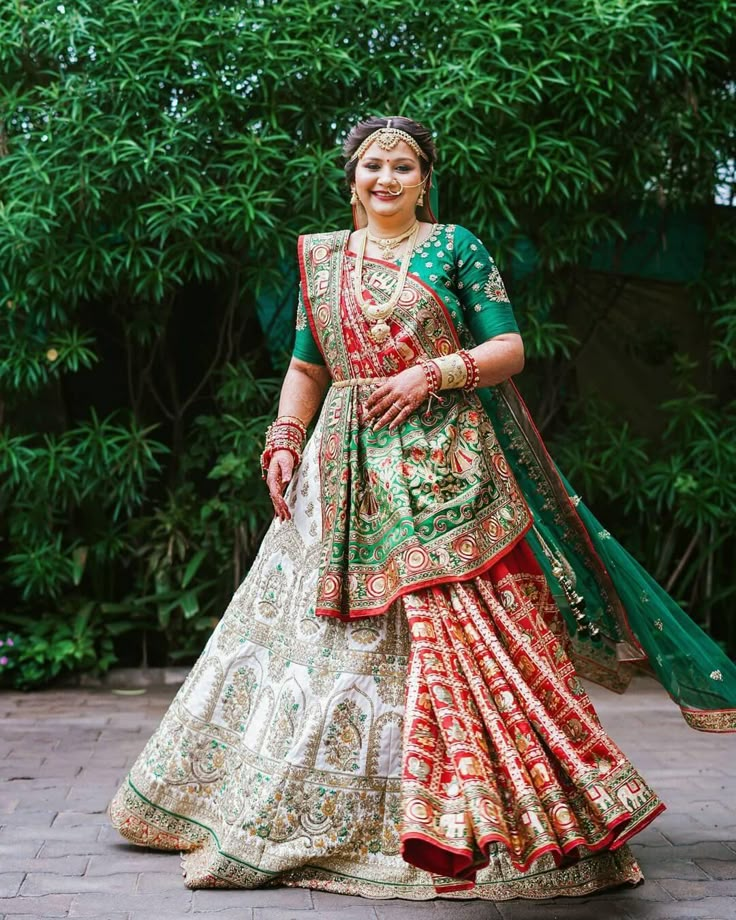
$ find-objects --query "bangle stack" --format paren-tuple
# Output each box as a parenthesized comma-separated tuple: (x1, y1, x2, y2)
(261, 415, 307, 479)
(427, 350, 481, 393)
(458, 349, 481, 391)
(421, 359, 441, 397)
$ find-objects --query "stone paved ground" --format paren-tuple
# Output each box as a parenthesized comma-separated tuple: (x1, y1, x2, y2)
(1, 675, 735, 920)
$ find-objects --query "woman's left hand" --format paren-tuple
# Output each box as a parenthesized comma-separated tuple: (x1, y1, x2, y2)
(364, 365, 429, 431)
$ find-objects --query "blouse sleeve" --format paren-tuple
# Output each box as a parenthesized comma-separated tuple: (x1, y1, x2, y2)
(453, 225, 520, 342)
(292, 283, 325, 366)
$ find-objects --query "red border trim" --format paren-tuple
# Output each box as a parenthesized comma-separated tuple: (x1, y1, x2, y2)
(399, 800, 664, 882)
(297, 233, 330, 364)
(315, 520, 532, 620)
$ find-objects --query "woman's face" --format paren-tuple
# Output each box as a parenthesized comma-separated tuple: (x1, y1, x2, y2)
(353, 140, 424, 223)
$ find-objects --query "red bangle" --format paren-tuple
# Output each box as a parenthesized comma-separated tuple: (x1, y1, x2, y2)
(421, 359, 440, 395)
(458, 350, 480, 391)
(261, 416, 307, 478)
(261, 445, 301, 479)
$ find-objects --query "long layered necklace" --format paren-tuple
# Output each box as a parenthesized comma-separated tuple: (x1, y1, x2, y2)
(353, 222, 420, 345)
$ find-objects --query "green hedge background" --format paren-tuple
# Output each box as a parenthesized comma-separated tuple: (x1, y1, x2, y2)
(1, 0, 735, 687)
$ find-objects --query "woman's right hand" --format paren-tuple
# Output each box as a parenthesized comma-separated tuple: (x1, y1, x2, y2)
(266, 449, 296, 521)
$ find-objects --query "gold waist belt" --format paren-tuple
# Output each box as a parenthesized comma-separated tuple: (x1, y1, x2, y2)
(332, 377, 391, 388)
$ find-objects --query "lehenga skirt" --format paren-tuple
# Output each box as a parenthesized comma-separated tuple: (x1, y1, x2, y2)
(110, 417, 664, 899)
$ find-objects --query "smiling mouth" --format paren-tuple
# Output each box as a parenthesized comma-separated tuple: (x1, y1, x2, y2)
(372, 190, 399, 199)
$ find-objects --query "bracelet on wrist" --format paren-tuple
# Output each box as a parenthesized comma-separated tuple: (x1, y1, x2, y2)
(457, 349, 480, 391)
(430, 353, 468, 391)
(261, 415, 307, 479)
(421, 359, 440, 396)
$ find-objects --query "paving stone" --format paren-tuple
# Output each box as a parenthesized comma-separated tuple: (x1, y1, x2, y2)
(137, 870, 193, 893)
(658, 878, 736, 900)
(598, 879, 674, 901)
(51, 810, 108, 828)
(312, 891, 388, 909)
(65, 788, 118, 811)
(0, 842, 41, 859)
(0, 876, 24, 899)
(495, 901, 637, 920)
(20, 871, 137, 895)
(0, 855, 88, 875)
(3, 824, 101, 844)
(635, 843, 736, 862)
(87, 851, 178, 875)
(431, 902, 504, 918)
(39, 839, 117, 857)
(68, 891, 194, 916)
(628, 826, 672, 847)
(632, 851, 710, 880)
(659, 815, 735, 847)
(0, 810, 58, 828)
(254, 910, 375, 920)
(131, 915, 201, 920)
(695, 859, 736, 880)
(192, 887, 312, 909)
(0, 894, 74, 916)
(69, 915, 128, 920)
(373, 905, 449, 919)
(1, 678, 735, 918)
(608, 898, 736, 918)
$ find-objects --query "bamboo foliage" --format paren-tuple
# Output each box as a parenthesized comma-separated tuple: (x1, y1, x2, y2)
(0, 0, 734, 685)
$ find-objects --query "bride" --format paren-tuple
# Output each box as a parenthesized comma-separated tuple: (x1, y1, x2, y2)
(110, 115, 736, 900)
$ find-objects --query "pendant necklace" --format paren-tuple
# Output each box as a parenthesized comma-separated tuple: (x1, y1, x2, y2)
(366, 222, 418, 260)
(353, 222, 420, 345)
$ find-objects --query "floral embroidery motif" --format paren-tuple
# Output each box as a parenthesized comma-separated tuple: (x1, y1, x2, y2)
(265, 687, 301, 759)
(324, 699, 367, 772)
(653, 619, 663, 631)
(221, 666, 259, 733)
(711, 670, 723, 681)
(483, 263, 510, 303)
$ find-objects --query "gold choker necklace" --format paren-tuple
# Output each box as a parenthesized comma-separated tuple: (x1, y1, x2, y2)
(366, 222, 419, 260)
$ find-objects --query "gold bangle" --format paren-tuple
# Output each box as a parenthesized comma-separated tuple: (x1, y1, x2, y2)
(431, 353, 468, 391)
(275, 415, 307, 432)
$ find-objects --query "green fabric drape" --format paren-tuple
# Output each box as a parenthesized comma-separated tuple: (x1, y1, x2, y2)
(478, 381, 736, 731)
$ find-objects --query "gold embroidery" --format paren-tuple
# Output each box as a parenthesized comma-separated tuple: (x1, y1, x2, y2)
(483, 263, 510, 303)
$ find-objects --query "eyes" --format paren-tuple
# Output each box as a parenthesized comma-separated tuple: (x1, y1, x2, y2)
(362, 163, 415, 172)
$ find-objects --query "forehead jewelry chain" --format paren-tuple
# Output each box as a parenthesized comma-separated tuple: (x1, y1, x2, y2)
(367, 221, 418, 260)
(353, 222, 420, 345)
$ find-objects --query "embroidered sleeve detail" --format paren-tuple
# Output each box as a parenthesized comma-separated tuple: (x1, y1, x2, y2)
(484, 263, 510, 303)
(452, 225, 519, 342)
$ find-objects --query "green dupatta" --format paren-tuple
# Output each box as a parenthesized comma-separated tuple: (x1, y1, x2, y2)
(480, 380, 736, 732)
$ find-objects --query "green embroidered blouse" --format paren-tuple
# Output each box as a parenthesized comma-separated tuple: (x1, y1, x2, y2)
(293, 224, 520, 365)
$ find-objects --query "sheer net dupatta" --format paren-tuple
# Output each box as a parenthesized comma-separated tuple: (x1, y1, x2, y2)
(481, 380, 736, 733)
(399, 540, 664, 894)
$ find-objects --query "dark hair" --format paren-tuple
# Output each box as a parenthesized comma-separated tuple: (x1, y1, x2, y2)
(343, 116, 436, 186)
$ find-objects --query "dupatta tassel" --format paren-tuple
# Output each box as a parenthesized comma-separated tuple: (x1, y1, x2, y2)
(533, 525, 601, 641)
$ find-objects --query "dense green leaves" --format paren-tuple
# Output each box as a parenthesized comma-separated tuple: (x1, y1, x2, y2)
(1, 0, 735, 685)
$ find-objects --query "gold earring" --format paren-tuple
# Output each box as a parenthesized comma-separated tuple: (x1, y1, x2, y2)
(417, 191, 424, 207)
(350, 188, 358, 205)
